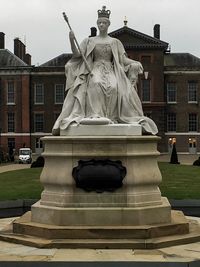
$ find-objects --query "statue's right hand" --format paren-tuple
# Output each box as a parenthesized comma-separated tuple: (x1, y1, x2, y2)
(69, 31, 75, 41)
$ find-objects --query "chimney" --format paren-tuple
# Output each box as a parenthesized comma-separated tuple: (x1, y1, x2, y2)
(153, 24, 160, 39)
(0, 32, 5, 49)
(21, 42, 26, 61)
(24, 53, 31, 65)
(89, 27, 97, 37)
(14, 38, 22, 58)
(14, 38, 26, 61)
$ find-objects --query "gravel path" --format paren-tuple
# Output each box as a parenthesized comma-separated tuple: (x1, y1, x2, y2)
(0, 164, 30, 174)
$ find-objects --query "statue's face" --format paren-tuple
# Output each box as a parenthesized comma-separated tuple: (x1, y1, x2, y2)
(97, 18, 110, 32)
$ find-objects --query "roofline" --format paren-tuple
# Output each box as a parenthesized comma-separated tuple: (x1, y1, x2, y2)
(40, 53, 72, 66)
(0, 66, 33, 71)
(165, 52, 200, 59)
(1, 49, 29, 66)
(109, 26, 168, 47)
(124, 44, 168, 50)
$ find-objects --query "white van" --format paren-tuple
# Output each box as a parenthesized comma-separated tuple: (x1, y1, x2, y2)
(18, 148, 32, 164)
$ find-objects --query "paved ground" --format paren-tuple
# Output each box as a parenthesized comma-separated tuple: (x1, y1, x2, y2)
(0, 217, 200, 263)
(0, 163, 30, 174)
(159, 154, 199, 165)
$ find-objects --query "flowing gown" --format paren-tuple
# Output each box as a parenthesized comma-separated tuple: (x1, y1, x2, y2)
(86, 43, 118, 121)
(52, 36, 158, 135)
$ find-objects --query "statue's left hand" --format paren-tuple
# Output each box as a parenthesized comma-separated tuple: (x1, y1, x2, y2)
(69, 30, 75, 41)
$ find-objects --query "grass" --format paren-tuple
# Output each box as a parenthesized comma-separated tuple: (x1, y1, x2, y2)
(159, 162, 200, 199)
(0, 162, 200, 201)
(0, 168, 43, 201)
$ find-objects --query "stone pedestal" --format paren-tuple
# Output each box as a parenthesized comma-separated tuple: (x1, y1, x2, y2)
(31, 134, 171, 226)
(6, 128, 200, 248)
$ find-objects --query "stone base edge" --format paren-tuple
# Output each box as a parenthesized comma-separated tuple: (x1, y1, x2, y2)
(0, 213, 200, 249)
(60, 124, 142, 136)
(31, 197, 171, 226)
(13, 210, 188, 239)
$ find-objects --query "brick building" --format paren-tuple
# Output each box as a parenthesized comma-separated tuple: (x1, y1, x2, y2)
(164, 53, 200, 153)
(30, 55, 71, 154)
(0, 23, 200, 156)
(109, 24, 169, 151)
(0, 33, 32, 159)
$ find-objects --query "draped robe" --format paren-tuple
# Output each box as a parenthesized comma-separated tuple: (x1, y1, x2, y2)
(52, 36, 158, 135)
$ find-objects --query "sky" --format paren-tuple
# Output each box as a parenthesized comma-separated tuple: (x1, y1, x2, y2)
(1, 0, 200, 65)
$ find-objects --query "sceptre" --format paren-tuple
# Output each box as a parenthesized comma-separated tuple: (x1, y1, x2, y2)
(62, 12, 92, 73)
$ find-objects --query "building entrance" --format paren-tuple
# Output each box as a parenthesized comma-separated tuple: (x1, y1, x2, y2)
(35, 138, 43, 154)
(188, 138, 197, 154)
(168, 137, 176, 153)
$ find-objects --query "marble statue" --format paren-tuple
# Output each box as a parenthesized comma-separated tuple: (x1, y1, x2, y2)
(52, 6, 158, 135)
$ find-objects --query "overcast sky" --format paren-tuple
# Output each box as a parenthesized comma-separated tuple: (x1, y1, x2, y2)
(1, 0, 200, 65)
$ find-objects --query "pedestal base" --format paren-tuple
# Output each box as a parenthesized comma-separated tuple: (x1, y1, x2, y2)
(36, 135, 163, 209)
(31, 197, 171, 226)
(1, 134, 196, 249)
(1, 210, 199, 249)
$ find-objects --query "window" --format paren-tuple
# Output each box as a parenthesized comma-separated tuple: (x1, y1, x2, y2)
(7, 113, 15, 132)
(142, 79, 151, 102)
(189, 113, 197, 132)
(7, 81, 15, 104)
(34, 113, 44, 132)
(188, 81, 198, 103)
(167, 82, 177, 103)
(55, 84, 65, 104)
(167, 113, 176, 132)
(35, 138, 43, 149)
(34, 84, 44, 104)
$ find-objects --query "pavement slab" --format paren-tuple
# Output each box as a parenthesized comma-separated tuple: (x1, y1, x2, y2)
(0, 217, 200, 264)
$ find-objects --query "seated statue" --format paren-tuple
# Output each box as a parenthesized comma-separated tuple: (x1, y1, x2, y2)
(52, 6, 158, 135)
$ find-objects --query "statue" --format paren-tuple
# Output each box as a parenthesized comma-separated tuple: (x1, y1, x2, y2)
(52, 6, 158, 135)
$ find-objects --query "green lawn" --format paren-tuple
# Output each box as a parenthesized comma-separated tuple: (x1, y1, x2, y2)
(159, 162, 200, 199)
(0, 168, 43, 201)
(0, 162, 199, 201)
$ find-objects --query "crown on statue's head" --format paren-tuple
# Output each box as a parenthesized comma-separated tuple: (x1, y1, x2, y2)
(97, 6, 111, 19)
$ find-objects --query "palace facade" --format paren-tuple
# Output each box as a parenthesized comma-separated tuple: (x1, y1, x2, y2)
(1, 23, 200, 156)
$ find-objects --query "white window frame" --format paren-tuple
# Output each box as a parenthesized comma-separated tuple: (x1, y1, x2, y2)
(188, 113, 198, 132)
(55, 84, 65, 104)
(188, 81, 198, 103)
(34, 84, 44, 104)
(167, 113, 176, 132)
(7, 112, 15, 133)
(167, 82, 177, 103)
(142, 79, 151, 103)
(7, 81, 15, 105)
(34, 113, 44, 132)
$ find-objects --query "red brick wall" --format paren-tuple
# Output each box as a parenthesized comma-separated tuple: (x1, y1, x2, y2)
(21, 75, 30, 133)
(0, 72, 31, 153)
